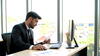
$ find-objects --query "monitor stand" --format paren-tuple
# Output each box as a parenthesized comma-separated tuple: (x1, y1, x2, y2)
(66, 37, 78, 49)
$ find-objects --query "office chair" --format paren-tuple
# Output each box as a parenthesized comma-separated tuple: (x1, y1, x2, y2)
(2, 33, 11, 54)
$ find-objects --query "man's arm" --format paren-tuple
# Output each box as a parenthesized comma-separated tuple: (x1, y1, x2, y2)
(36, 39, 50, 45)
(12, 25, 46, 50)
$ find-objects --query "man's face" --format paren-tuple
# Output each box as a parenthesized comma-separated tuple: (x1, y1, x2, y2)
(29, 18, 39, 29)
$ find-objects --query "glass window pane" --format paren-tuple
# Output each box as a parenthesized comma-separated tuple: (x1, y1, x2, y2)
(0, 0, 1, 33)
(32, 0, 58, 43)
(63, 0, 94, 56)
(0, 0, 3, 41)
(7, 0, 26, 32)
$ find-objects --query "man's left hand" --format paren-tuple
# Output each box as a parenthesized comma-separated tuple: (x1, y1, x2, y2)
(43, 39, 50, 44)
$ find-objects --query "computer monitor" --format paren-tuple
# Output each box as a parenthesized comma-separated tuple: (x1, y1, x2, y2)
(66, 19, 78, 49)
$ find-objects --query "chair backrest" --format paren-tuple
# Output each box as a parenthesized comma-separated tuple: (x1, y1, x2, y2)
(2, 33, 11, 54)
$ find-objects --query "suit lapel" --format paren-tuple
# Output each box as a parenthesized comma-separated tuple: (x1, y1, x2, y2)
(21, 23, 34, 44)
(28, 29, 34, 44)
(20, 23, 30, 43)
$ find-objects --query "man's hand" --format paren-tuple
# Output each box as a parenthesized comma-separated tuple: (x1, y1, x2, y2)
(43, 39, 50, 44)
(32, 44, 46, 50)
(66, 32, 70, 37)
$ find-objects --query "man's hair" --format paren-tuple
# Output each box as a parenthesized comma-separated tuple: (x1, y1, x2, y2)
(26, 11, 42, 20)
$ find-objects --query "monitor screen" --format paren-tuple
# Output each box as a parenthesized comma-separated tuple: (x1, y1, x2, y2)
(66, 19, 78, 49)
(70, 19, 74, 41)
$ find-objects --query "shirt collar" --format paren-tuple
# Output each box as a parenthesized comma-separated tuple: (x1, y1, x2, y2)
(25, 24, 29, 30)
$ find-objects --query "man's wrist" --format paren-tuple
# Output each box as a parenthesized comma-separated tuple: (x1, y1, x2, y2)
(29, 45, 34, 50)
(38, 42, 45, 45)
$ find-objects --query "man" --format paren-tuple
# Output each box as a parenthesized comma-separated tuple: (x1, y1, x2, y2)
(10, 11, 50, 54)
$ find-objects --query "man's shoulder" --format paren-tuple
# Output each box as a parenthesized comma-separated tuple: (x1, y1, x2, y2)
(13, 23, 25, 29)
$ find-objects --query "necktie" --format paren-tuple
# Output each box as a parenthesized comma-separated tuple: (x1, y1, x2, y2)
(27, 29, 34, 44)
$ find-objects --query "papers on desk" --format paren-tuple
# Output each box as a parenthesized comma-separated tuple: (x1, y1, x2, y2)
(32, 50, 62, 56)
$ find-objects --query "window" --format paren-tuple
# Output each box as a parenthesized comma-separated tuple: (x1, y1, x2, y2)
(0, 0, 1, 34)
(32, 0, 58, 43)
(63, 0, 94, 56)
(0, 0, 3, 41)
(6, 0, 26, 32)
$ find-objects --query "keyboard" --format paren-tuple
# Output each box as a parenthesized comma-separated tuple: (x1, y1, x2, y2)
(49, 43, 62, 49)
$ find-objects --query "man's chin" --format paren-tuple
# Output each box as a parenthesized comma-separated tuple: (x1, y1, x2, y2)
(31, 27, 34, 29)
(30, 26, 35, 29)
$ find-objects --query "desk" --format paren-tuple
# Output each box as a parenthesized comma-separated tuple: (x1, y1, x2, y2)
(7, 44, 87, 56)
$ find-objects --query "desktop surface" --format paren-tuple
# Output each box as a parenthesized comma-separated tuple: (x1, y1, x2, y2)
(49, 43, 62, 49)
(7, 44, 87, 56)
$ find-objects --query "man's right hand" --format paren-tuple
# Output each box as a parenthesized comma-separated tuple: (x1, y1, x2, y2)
(32, 44, 47, 50)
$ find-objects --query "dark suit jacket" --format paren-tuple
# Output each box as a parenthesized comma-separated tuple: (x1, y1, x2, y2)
(10, 22, 34, 54)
